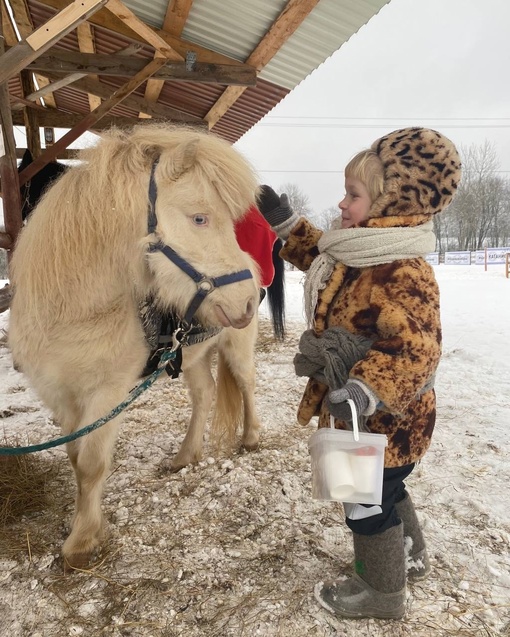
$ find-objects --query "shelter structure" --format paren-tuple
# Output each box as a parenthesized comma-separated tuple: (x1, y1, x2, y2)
(0, 0, 390, 254)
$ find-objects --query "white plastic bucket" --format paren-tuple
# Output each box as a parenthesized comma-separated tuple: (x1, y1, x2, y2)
(308, 399, 387, 504)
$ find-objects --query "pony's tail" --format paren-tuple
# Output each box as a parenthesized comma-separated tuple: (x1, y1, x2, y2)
(211, 348, 243, 455)
(267, 238, 286, 341)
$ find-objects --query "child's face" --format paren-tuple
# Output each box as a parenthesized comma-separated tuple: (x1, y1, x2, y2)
(338, 177, 372, 228)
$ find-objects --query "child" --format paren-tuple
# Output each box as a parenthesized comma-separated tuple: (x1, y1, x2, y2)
(257, 127, 461, 619)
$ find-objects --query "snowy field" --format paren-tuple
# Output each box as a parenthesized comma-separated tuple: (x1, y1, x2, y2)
(0, 264, 509, 637)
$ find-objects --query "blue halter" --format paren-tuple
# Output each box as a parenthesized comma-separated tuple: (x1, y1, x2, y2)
(146, 160, 253, 326)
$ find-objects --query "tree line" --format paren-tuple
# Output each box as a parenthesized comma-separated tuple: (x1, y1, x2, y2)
(278, 141, 510, 252)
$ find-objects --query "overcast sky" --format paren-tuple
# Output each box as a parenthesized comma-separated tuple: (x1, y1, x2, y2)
(235, 0, 510, 214)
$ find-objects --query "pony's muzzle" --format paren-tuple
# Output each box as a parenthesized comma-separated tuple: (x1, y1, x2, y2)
(215, 293, 256, 329)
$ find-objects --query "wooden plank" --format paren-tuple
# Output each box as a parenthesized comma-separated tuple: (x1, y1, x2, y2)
(10, 93, 51, 111)
(1, 0, 19, 47)
(37, 69, 205, 122)
(22, 44, 142, 102)
(26, 0, 105, 50)
(105, 0, 183, 61)
(15, 146, 74, 159)
(36, 0, 248, 67)
(205, 0, 320, 128)
(33, 76, 58, 109)
(0, 0, 109, 85)
(18, 57, 168, 187)
(8, 0, 57, 108)
(7, 0, 32, 34)
(8, 0, 57, 107)
(20, 70, 41, 157)
(164, 0, 193, 36)
(11, 111, 206, 131)
(142, 0, 194, 115)
(77, 22, 101, 110)
(27, 51, 256, 85)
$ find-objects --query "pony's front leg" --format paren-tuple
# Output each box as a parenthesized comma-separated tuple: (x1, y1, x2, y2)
(63, 399, 122, 569)
(168, 348, 215, 472)
(217, 320, 261, 451)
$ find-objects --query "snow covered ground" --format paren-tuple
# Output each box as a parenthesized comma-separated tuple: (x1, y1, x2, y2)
(0, 264, 509, 636)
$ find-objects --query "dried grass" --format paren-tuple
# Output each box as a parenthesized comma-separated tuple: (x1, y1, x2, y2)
(0, 449, 66, 557)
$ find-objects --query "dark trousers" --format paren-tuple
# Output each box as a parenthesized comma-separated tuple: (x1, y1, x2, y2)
(345, 464, 415, 536)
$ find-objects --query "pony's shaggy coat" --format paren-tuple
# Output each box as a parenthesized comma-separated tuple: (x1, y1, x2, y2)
(9, 124, 262, 568)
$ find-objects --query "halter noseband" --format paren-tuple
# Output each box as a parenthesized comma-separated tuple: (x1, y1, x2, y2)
(146, 159, 253, 326)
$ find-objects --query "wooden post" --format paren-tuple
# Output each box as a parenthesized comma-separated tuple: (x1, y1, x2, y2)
(484, 246, 488, 272)
(0, 7, 23, 257)
(506, 253, 509, 279)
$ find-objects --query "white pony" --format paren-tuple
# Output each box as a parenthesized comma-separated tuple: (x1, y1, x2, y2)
(8, 123, 262, 569)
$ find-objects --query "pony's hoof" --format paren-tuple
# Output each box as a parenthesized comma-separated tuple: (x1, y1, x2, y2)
(160, 457, 194, 473)
(241, 438, 260, 452)
(63, 551, 94, 573)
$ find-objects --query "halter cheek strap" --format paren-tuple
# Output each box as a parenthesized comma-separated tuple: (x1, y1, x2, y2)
(146, 159, 253, 325)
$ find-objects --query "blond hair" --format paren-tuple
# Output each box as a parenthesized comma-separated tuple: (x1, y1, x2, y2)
(344, 150, 385, 203)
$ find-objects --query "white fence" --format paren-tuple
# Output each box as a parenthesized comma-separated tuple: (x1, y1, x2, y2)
(425, 247, 510, 267)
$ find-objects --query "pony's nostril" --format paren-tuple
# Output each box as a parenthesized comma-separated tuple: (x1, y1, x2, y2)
(246, 297, 255, 317)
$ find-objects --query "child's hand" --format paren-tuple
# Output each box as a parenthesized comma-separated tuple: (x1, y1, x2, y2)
(326, 381, 370, 421)
(257, 186, 294, 227)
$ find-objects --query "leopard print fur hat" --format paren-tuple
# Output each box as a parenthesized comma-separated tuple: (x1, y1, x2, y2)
(363, 127, 462, 228)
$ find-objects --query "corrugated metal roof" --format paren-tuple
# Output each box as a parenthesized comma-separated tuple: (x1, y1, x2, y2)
(12, 0, 391, 143)
(261, 0, 390, 88)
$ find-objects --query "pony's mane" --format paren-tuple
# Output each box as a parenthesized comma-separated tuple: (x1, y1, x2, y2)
(11, 123, 258, 319)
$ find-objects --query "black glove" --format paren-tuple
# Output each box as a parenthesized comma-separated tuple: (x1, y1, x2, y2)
(326, 382, 369, 422)
(257, 185, 294, 228)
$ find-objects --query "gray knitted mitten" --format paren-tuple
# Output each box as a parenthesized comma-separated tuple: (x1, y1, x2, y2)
(257, 186, 294, 227)
(327, 381, 369, 421)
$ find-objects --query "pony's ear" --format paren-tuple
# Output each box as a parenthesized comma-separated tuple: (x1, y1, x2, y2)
(162, 138, 201, 181)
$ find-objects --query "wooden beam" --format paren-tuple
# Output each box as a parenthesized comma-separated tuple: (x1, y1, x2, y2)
(15, 146, 74, 159)
(1, 0, 19, 47)
(6, 0, 58, 107)
(18, 57, 167, 187)
(36, 69, 206, 122)
(20, 70, 41, 157)
(10, 93, 51, 111)
(11, 111, 206, 131)
(0, 7, 22, 255)
(205, 0, 320, 128)
(0, 0, 109, 86)
(77, 22, 101, 110)
(21, 43, 142, 102)
(7, 0, 32, 34)
(105, 0, 183, 61)
(164, 0, 193, 36)
(142, 0, 194, 117)
(27, 50, 256, 85)
(37, 0, 248, 67)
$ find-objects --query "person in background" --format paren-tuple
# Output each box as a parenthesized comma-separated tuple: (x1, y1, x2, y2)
(257, 128, 461, 619)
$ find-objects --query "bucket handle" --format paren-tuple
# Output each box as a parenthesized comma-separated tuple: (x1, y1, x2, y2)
(329, 399, 359, 442)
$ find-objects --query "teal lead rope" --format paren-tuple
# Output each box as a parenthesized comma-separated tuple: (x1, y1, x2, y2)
(0, 349, 177, 456)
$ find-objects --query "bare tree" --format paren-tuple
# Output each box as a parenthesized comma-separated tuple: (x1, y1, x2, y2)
(436, 141, 510, 250)
(278, 182, 313, 218)
(314, 206, 340, 231)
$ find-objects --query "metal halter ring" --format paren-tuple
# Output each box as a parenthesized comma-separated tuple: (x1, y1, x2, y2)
(197, 277, 215, 294)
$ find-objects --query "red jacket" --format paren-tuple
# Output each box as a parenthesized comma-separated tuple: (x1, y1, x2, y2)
(235, 205, 277, 287)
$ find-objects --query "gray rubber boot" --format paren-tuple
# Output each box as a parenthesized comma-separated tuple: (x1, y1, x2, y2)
(396, 493, 431, 581)
(314, 523, 406, 619)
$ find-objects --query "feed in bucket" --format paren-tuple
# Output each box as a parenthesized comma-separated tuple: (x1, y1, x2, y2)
(308, 399, 387, 504)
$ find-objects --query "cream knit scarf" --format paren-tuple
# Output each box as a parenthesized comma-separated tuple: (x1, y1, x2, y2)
(304, 221, 436, 326)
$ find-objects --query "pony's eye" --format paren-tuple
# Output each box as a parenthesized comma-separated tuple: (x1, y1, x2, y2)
(192, 214, 208, 226)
